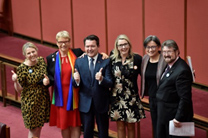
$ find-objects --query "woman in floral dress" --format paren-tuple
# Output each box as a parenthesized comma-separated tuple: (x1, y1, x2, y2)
(110, 34, 145, 138)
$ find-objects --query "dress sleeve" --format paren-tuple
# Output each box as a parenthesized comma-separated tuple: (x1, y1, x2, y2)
(134, 54, 142, 75)
(39, 57, 47, 75)
(17, 65, 26, 87)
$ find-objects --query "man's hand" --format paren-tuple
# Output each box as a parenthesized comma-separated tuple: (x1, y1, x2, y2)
(43, 74, 50, 86)
(95, 68, 103, 81)
(74, 68, 80, 83)
(173, 118, 181, 128)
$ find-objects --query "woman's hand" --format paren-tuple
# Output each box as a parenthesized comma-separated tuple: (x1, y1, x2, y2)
(100, 52, 109, 59)
(78, 52, 109, 59)
(11, 70, 23, 93)
(43, 74, 50, 86)
(11, 70, 17, 82)
(78, 53, 86, 58)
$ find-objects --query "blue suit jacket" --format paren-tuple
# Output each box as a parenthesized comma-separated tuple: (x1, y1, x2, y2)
(74, 54, 113, 113)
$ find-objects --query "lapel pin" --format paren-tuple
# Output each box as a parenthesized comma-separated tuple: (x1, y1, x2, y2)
(29, 69, 33, 73)
(52, 58, 55, 61)
(134, 65, 137, 70)
(166, 73, 170, 77)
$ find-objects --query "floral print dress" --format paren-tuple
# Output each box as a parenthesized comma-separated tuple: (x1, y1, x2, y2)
(110, 54, 145, 123)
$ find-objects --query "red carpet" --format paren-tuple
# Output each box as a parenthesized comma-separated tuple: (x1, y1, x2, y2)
(0, 102, 62, 138)
(0, 32, 207, 137)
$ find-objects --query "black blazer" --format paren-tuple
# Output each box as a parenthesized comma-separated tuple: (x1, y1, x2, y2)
(46, 48, 83, 86)
(156, 57, 193, 123)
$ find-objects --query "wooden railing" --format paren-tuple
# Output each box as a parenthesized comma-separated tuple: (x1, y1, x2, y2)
(0, 53, 22, 106)
(0, 53, 208, 138)
(141, 98, 208, 138)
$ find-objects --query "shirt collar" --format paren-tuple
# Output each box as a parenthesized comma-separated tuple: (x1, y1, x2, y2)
(88, 54, 98, 63)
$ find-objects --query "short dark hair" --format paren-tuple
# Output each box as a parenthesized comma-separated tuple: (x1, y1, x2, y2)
(84, 35, 99, 47)
(162, 39, 179, 51)
(143, 35, 161, 48)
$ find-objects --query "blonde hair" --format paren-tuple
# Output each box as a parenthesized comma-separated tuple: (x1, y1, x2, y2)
(111, 34, 134, 60)
(22, 42, 38, 56)
(56, 30, 71, 41)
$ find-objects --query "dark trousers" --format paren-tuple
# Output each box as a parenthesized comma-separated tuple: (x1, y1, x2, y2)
(157, 101, 190, 138)
(149, 97, 157, 138)
(80, 101, 109, 138)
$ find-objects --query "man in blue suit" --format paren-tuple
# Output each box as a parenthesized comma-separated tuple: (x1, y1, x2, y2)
(73, 35, 113, 138)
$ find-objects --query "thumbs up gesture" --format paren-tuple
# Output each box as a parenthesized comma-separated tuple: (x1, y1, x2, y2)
(74, 68, 80, 83)
(43, 74, 50, 86)
(11, 70, 17, 82)
(95, 68, 103, 81)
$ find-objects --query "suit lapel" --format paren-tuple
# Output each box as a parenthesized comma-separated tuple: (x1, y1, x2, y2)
(92, 54, 103, 84)
(160, 58, 181, 83)
(142, 55, 149, 78)
(94, 54, 102, 73)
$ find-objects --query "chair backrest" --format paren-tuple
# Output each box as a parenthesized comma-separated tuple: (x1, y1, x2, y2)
(0, 122, 10, 138)
(0, 0, 13, 35)
(0, 122, 6, 138)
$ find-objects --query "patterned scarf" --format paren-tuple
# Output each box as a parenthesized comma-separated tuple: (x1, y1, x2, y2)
(52, 49, 79, 111)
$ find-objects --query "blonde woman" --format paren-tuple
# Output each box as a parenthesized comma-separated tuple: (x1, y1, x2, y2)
(110, 34, 145, 138)
(46, 31, 83, 138)
(11, 42, 50, 138)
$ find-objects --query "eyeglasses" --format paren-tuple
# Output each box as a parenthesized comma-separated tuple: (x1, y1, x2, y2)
(117, 43, 129, 48)
(146, 46, 157, 50)
(162, 50, 175, 55)
(57, 41, 69, 45)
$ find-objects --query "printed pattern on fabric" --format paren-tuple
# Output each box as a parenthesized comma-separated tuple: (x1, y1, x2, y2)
(17, 57, 50, 129)
(110, 55, 145, 123)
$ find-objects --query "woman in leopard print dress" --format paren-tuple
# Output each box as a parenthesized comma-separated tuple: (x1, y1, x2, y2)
(11, 42, 50, 138)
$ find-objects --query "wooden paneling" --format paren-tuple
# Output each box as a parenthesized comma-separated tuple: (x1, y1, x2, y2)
(145, 0, 185, 58)
(11, 0, 41, 39)
(73, 0, 106, 52)
(6, 0, 208, 86)
(107, 0, 143, 55)
(187, 0, 208, 86)
(41, 0, 72, 44)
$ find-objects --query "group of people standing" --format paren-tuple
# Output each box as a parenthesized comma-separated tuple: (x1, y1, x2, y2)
(11, 30, 193, 138)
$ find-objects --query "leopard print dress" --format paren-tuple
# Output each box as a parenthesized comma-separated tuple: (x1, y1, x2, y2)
(17, 57, 50, 129)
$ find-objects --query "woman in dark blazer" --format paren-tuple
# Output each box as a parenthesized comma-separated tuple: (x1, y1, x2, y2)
(140, 35, 166, 138)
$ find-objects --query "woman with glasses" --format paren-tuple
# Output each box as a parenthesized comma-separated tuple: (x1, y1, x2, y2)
(46, 30, 84, 138)
(46, 31, 108, 138)
(110, 34, 145, 138)
(140, 35, 166, 138)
